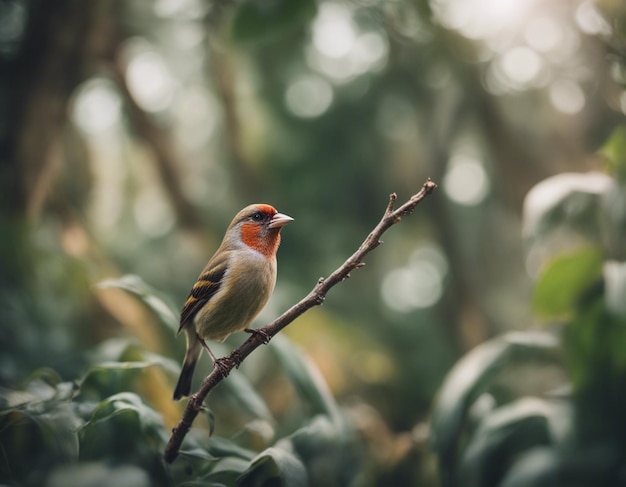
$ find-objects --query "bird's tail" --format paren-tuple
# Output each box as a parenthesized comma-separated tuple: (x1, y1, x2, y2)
(173, 329, 202, 400)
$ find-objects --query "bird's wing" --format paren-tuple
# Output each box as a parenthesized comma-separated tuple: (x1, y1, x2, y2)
(178, 258, 227, 333)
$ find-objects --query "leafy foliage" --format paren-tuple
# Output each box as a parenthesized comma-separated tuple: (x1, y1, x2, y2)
(1, 0, 625, 485)
(0, 279, 363, 486)
(430, 135, 626, 486)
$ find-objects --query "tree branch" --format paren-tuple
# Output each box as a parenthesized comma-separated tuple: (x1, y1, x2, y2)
(163, 179, 437, 463)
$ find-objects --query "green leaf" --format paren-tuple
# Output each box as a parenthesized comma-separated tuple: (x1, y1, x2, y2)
(205, 435, 257, 461)
(222, 369, 274, 421)
(532, 247, 604, 320)
(430, 332, 560, 480)
(498, 448, 560, 487)
(458, 398, 566, 487)
(79, 353, 177, 400)
(522, 172, 613, 241)
(78, 392, 164, 461)
(97, 274, 178, 334)
(231, 0, 317, 46)
(269, 335, 342, 427)
(285, 415, 337, 461)
(0, 377, 82, 484)
(238, 446, 308, 487)
(601, 124, 626, 183)
(499, 444, 624, 487)
(205, 457, 251, 485)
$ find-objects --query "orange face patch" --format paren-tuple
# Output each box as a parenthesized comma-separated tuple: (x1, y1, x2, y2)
(240, 222, 280, 257)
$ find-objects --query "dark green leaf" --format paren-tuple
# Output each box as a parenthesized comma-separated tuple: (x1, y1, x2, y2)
(222, 369, 274, 421)
(430, 332, 559, 477)
(269, 335, 342, 427)
(0, 378, 82, 483)
(78, 392, 164, 461)
(532, 247, 603, 320)
(500, 444, 624, 487)
(205, 435, 257, 460)
(601, 124, 626, 183)
(238, 446, 308, 487)
(522, 172, 614, 241)
(97, 275, 178, 334)
(204, 457, 251, 485)
(459, 398, 566, 487)
(285, 415, 337, 460)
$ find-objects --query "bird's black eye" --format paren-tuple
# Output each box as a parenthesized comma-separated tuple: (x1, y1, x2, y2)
(252, 212, 263, 221)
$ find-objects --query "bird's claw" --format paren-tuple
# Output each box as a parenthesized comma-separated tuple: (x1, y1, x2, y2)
(245, 327, 271, 344)
(231, 349, 244, 368)
(213, 357, 234, 379)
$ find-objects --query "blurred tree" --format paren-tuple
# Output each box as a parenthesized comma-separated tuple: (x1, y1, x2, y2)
(0, 0, 624, 485)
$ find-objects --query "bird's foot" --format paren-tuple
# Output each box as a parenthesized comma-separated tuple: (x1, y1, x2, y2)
(212, 356, 234, 379)
(231, 349, 244, 368)
(244, 327, 271, 344)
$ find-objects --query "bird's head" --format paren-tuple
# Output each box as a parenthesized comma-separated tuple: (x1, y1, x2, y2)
(227, 204, 293, 257)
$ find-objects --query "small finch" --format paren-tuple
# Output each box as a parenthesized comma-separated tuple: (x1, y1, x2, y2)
(173, 204, 293, 400)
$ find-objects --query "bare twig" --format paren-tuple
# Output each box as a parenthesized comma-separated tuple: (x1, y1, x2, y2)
(164, 179, 437, 463)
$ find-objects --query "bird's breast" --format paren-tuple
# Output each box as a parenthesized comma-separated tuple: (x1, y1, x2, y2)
(194, 251, 277, 342)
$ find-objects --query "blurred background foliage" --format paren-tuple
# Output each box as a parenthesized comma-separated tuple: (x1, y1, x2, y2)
(0, 0, 625, 485)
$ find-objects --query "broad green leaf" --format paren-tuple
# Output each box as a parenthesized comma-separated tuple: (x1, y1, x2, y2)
(89, 338, 179, 374)
(238, 446, 308, 487)
(204, 457, 251, 485)
(81, 392, 162, 429)
(532, 247, 603, 320)
(269, 335, 342, 427)
(79, 392, 164, 461)
(231, 0, 316, 46)
(498, 447, 560, 487)
(0, 377, 82, 483)
(499, 443, 624, 487)
(205, 435, 257, 460)
(80, 358, 175, 400)
(430, 332, 559, 477)
(222, 369, 274, 421)
(459, 398, 566, 487)
(564, 288, 626, 393)
(522, 172, 613, 241)
(284, 415, 337, 461)
(97, 274, 178, 333)
(601, 124, 626, 183)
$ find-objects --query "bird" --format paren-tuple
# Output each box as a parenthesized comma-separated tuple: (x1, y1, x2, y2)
(173, 203, 293, 400)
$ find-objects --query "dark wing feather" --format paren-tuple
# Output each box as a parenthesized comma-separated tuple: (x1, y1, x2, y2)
(178, 261, 227, 333)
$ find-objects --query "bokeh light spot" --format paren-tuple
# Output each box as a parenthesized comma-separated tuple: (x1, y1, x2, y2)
(524, 17, 563, 53)
(575, 0, 611, 35)
(410, 243, 449, 279)
(312, 2, 357, 59)
(381, 261, 443, 312)
(444, 155, 489, 206)
(72, 78, 122, 134)
(126, 49, 175, 112)
(432, 0, 531, 40)
(549, 79, 585, 114)
(134, 188, 175, 237)
(285, 75, 333, 118)
(499, 47, 542, 86)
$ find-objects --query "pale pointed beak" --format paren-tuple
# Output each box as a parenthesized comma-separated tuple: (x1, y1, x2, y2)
(268, 212, 294, 229)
